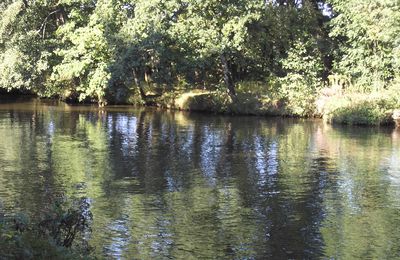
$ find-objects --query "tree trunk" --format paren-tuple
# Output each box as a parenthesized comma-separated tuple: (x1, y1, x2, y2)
(22, 0, 29, 8)
(56, 6, 67, 26)
(133, 68, 146, 100)
(220, 53, 237, 101)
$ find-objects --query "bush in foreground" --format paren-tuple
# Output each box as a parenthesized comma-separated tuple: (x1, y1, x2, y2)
(0, 198, 93, 259)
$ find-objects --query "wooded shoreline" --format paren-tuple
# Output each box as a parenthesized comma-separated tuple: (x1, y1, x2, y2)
(2, 88, 399, 127)
(1, 0, 399, 126)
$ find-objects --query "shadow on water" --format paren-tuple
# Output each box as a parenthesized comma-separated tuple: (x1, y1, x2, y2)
(0, 97, 400, 258)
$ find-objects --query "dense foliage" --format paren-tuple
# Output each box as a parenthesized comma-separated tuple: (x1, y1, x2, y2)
(0, 0, 399, 120)
(0, 197, 93, 259)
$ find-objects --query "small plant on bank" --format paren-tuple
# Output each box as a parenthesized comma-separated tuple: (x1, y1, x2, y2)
(323, 89, 400, 126)
(0, 197, 94, 259)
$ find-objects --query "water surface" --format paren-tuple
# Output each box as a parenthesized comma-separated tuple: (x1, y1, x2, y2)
(0, 97, 400, 259)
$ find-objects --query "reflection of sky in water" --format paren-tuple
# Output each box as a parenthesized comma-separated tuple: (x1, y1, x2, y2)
(384, 149, 400, 207)
(267, 142, 279, 176)
(386, 150, 400, 185)
(48, 121, 55, 136)
(148, 218, 173, 258)
(200, 126, 223, 182)
(160, 122, 171, 144)
(107, 115, 114, 138)
(115, 115, 138, 157)
(1, 101, 400, 259)
(254, 137, 279, 189)
(254, 136, 267, 176)
(337, 158, 359, 213)
(165, 170, 180, 192)
(178, 125, 194, 160)
(104, 217, 131, 258)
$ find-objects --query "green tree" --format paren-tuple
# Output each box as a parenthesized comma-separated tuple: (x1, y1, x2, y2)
(170, 0, 264, 100)
(330, 0, 400, 90)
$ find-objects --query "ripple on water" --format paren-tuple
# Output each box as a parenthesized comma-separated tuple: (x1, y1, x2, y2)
(0, 100, 400, 259)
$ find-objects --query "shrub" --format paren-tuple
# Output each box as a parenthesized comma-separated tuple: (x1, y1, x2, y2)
(323, 91, 400, 125)
(0, 198, 93, 259)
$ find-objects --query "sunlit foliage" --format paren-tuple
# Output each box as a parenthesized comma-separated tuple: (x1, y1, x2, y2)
(0, 0, 399, 121)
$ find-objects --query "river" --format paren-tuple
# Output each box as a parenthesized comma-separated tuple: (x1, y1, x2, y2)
(0, 97, 400, 259)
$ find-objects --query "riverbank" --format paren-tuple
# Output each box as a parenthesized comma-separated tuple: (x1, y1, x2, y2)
(320, 90, 400, 126)
(2, 84, 399, 127)
(140, 86, 400, 127)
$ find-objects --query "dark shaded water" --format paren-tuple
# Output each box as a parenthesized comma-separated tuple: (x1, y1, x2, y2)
(1, 97, 400, 259)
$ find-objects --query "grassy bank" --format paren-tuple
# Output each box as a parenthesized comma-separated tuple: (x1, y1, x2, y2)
(322, 92, 400, 126)
(142, 82, 400, 127)
(3, 81, 399, 127)
(152, 89, 287, 116)
(149, 82, 296, 117)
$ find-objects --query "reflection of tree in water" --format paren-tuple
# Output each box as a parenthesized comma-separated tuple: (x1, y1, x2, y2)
(2, 102, 400, 258)
(229, 121, 327, 258)
(317, 125, 400, 259)
(0, 107, 63, 217)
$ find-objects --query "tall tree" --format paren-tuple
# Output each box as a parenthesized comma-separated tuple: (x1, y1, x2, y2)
(170, 0, 264, 100)
(329, 0, 400, 90)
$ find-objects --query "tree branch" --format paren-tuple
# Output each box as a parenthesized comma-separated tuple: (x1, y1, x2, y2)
(38, 9, 61, 39)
